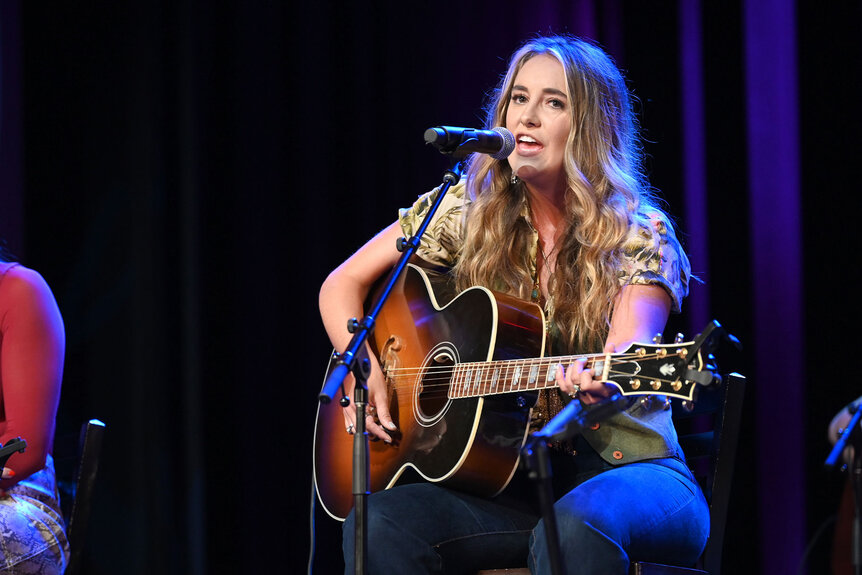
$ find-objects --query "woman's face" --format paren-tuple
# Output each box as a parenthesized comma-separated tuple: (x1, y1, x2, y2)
(505, 54, 572, 192)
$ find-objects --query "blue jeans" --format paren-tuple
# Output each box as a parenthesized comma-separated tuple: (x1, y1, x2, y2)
(343, 445, 709, 574)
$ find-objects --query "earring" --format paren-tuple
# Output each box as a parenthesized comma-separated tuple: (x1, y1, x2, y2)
(511, 173, 520, 185)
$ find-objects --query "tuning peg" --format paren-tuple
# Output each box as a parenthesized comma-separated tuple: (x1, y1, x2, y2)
(681, 400, 695, 412)
(652, 333, 663, 344)
(674, 333, 685, 343)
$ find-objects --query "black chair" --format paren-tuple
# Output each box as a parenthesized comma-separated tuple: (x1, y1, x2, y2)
(59, 419, 106, 575)
(476, 373, 746, 575)
(630, 372, 746, 575)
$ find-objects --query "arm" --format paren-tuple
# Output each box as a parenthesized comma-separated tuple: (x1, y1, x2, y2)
(556, 283, 672, 405)
(319, 221, 405, 442)
(0, 266, 65, 490)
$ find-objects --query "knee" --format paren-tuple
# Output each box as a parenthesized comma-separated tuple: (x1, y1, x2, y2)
(531, 513, 614, 548)
(342, 491, 421, 566)
(529, 508, 628, 574)
(550, 492, 624, 545)
(342, 498, 410, 543)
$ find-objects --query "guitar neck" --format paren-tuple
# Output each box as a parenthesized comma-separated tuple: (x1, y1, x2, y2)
(449, 353, 607, 399)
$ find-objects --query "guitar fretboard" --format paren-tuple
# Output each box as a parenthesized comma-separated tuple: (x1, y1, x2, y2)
(449, 355, 606, 398)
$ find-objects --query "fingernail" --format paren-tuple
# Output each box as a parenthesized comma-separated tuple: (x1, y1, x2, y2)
(385, 422, 397, 431)
(1, 469, 14, 479)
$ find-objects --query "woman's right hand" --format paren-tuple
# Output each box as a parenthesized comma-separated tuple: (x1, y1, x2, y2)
(341, 353, 398, 443)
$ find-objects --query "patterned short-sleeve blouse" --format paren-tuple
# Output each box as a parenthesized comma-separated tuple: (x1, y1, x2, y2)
(398, 181, 693, 465)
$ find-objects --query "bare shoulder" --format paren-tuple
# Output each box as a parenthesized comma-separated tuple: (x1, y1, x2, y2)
(1, 263, 51, 293)
(0, 263, 59, 315)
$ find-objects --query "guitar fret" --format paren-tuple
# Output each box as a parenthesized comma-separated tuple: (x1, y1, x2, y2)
(490, 367, 499, 393)
(473, 366, 482, 396)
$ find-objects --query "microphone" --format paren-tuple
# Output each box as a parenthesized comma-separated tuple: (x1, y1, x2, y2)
(424, 126, 515, 159)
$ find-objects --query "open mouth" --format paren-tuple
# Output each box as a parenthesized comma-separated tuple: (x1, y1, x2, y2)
(517, 134, 543, 153)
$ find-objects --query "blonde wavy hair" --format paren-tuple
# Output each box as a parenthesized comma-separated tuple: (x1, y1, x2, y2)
(454, 35, 666, 352)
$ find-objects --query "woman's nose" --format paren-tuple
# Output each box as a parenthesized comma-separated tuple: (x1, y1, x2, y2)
(519, 103, 540, 127)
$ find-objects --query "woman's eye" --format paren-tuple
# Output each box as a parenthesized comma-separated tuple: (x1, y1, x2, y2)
(548, 98, 565, 109)
(511, 94, 527, 104)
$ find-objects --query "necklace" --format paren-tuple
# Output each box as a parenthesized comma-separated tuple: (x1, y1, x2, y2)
(539, 239, 558, 264)
(532, 238, 558, 303)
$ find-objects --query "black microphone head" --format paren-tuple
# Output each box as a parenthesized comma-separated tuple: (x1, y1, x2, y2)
(424, 127, 446, 146)
(490, 127, 515, 159)
(424, 125, 515, 159)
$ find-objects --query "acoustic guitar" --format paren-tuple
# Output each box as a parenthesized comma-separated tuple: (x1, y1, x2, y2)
(313, 263, 719, 521)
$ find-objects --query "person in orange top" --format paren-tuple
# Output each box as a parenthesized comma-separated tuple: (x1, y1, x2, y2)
(0, 253, 69, 573)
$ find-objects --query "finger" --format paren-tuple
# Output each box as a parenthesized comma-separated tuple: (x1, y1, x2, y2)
(360, 397, 395, 442)
(364, 417, 394, 443)
(575, 359, 607, 404)
(554, 364, 575, 396)
(553, 363, 566, 386)
(1, 468, 14, 480)
(344, 417, 356, 435)
(572, 360, 594, 398)
(370, 394, 397, 432)
(579, 379, 613, 403)
(555, 363, 582, 397)
(578, 366, 595, 387)
(342, 405, 357, 434)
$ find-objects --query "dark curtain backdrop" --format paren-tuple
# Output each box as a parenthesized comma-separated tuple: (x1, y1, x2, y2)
(1, 1, 859, 573)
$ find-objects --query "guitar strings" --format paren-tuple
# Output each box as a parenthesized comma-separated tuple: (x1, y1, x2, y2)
(378, 351, 690, 397)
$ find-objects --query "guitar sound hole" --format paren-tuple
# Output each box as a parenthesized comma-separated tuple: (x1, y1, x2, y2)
(417, 355, 453, 418)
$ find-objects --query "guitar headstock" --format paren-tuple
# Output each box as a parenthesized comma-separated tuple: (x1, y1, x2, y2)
(601, 320, 738, 403)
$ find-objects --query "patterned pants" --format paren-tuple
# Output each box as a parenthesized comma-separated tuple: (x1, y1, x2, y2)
(0, 458, 69, 574)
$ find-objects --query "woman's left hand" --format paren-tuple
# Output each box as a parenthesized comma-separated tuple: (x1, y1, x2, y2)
(556, 342, 617, 405)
